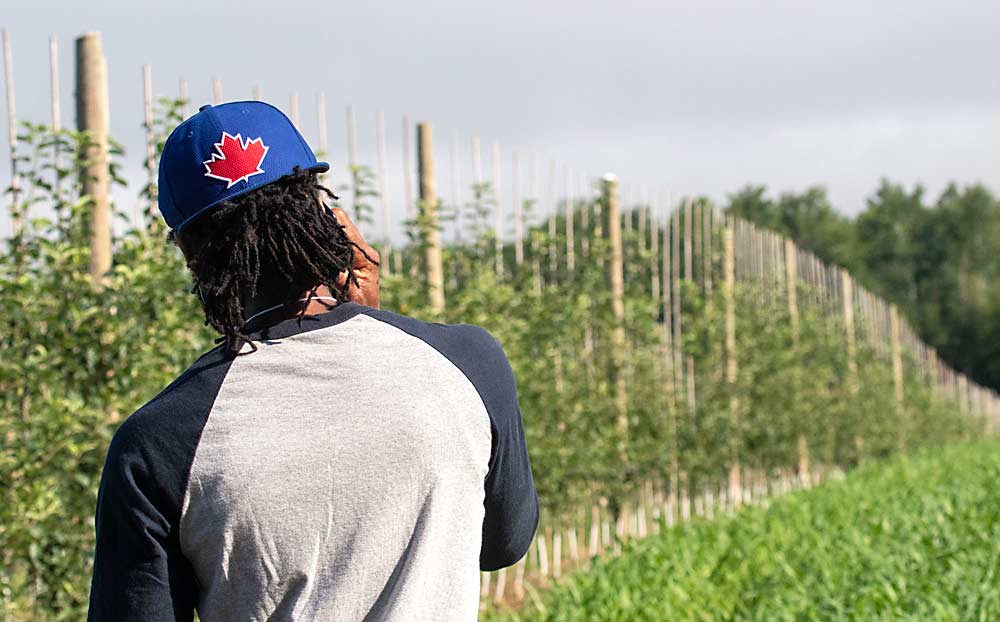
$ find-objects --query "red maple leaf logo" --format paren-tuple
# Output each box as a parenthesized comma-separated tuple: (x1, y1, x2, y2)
(203, 132, 269, 188)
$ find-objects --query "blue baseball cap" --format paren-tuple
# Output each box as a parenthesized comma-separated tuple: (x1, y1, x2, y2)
(157, 100, 329, 231)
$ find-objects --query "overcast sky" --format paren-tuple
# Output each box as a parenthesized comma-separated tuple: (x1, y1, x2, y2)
(3, 0, 999, 241)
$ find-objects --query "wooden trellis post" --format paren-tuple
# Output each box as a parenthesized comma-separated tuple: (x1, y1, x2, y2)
(536, 529, 550, 581)
(528, 154, 542, 295)
(375, 110, 391, 275)
(49, 35, 62, 198)
(450, 130, 462, 244)
(76, 32, 111, 287)
(2, 28, 19, 231)
(402, 114, 415, 220)
(683, 200, 696, 442)
(581, 173, 592, 259)
(491, 141, 504, 277)
(565, 167, 575, 273)
(346, 105, 359, 217)
(638, 194, 647, 266)
(671, 207, 683, 391)
(623, 186, 632, 236)
(551, 527, 562, 578)
(703, 204, 713, 296)
(890, 305, 905, 449)
(547, 160, 558, 279)
(693, 201, 702, 287)
(604, 174, 628, 459)
(142, 64, 155, 222)
(316, 93, 329, 187)
(492, 566, 506, 605)
(844, 270, 868, 461)
(402, 115, 416, 277)
(660, 198, 678, 518)
(587, 505, 599, 558)
(786, 240, 800, 347)
(724, 216, 740, 507)
(683, 199, 694, 283)
(479, 572, 490, 612)
(417, 123, 445, 312)
(512, 151, 524, 267)
(650, 201, 660, 305)
(212, 77, 222, 104)
(842, 270, 858, 387)
(785, 239, 809, 483)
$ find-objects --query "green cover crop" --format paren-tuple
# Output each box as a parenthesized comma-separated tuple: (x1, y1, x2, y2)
(491, 443, 1000, 622)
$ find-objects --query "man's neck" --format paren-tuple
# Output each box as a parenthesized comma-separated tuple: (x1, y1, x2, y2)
(242, 284, 340, 327)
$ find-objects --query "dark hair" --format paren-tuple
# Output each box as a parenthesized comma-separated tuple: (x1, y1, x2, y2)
(168, 167, 373, 354)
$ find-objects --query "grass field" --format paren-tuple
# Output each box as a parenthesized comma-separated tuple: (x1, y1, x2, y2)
(487, 443, 1000, 622)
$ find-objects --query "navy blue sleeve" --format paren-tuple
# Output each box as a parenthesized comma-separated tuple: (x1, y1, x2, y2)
(473, 329, 539, 571)
(358, 308, 539, 571)
(88, 348, 232, 622)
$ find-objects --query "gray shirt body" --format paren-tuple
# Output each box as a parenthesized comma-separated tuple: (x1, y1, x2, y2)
(87, 302, 539, 622)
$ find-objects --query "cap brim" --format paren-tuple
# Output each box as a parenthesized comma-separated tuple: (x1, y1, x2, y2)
(309, 161, 330, 173)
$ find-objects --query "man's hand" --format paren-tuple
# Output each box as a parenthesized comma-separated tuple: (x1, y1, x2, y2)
(332, 207, 381, 309)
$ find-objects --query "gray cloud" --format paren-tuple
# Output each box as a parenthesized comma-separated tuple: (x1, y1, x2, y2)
(3, 0, 998, 240)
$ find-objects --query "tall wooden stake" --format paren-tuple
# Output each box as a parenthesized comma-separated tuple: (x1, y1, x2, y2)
(693, 200, 702, 286)
(650, 198, 660, 305)
(346, 104, 358, 168)
(76, 32, 111, 286)
(604, 174, 628, 460)
(547, 159, 558, 278)
(683, 198, 694, 282)
(513, 150, 523, 266)
(890, 305, 905, 449)
(471, 136, 484, 272)
(786, 240, 799, 349)
(2, 28, 20, 232)
(450, 129, 461, 244)
(565, 167, 575, 273)
(417, 123, 445, 312)
(671, 206, 682, 388)
(842, 270, 858, 389)
(786, 239, 809, 483)
(316, 92, 329, 186)
(142, 64, 155, 223)
(581, 173, 592, 258)
(703, 203, 713, 295)
(49, 35, 61, 198)
(212, 77, 222, 104)
(345, 105, 360, 218)
(375, 110, 391, 274)
(401, 114, 414, 220)
(492, 141, 504, 277)
(724, 216, 740, 506)
(528, 153, 541, 293)
(661, 197, 678, 513)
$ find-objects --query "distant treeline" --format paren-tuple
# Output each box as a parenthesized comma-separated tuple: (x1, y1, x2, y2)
(725, 181, 1000, 391)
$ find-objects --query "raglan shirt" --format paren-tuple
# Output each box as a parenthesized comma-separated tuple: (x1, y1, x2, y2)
(87, 302, 538, 622)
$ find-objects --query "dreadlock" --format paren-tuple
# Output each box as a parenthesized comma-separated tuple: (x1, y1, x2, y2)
(168, 167, 374, 354)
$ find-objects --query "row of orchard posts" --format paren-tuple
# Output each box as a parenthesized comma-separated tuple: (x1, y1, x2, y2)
(474, 189, 999, 609)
